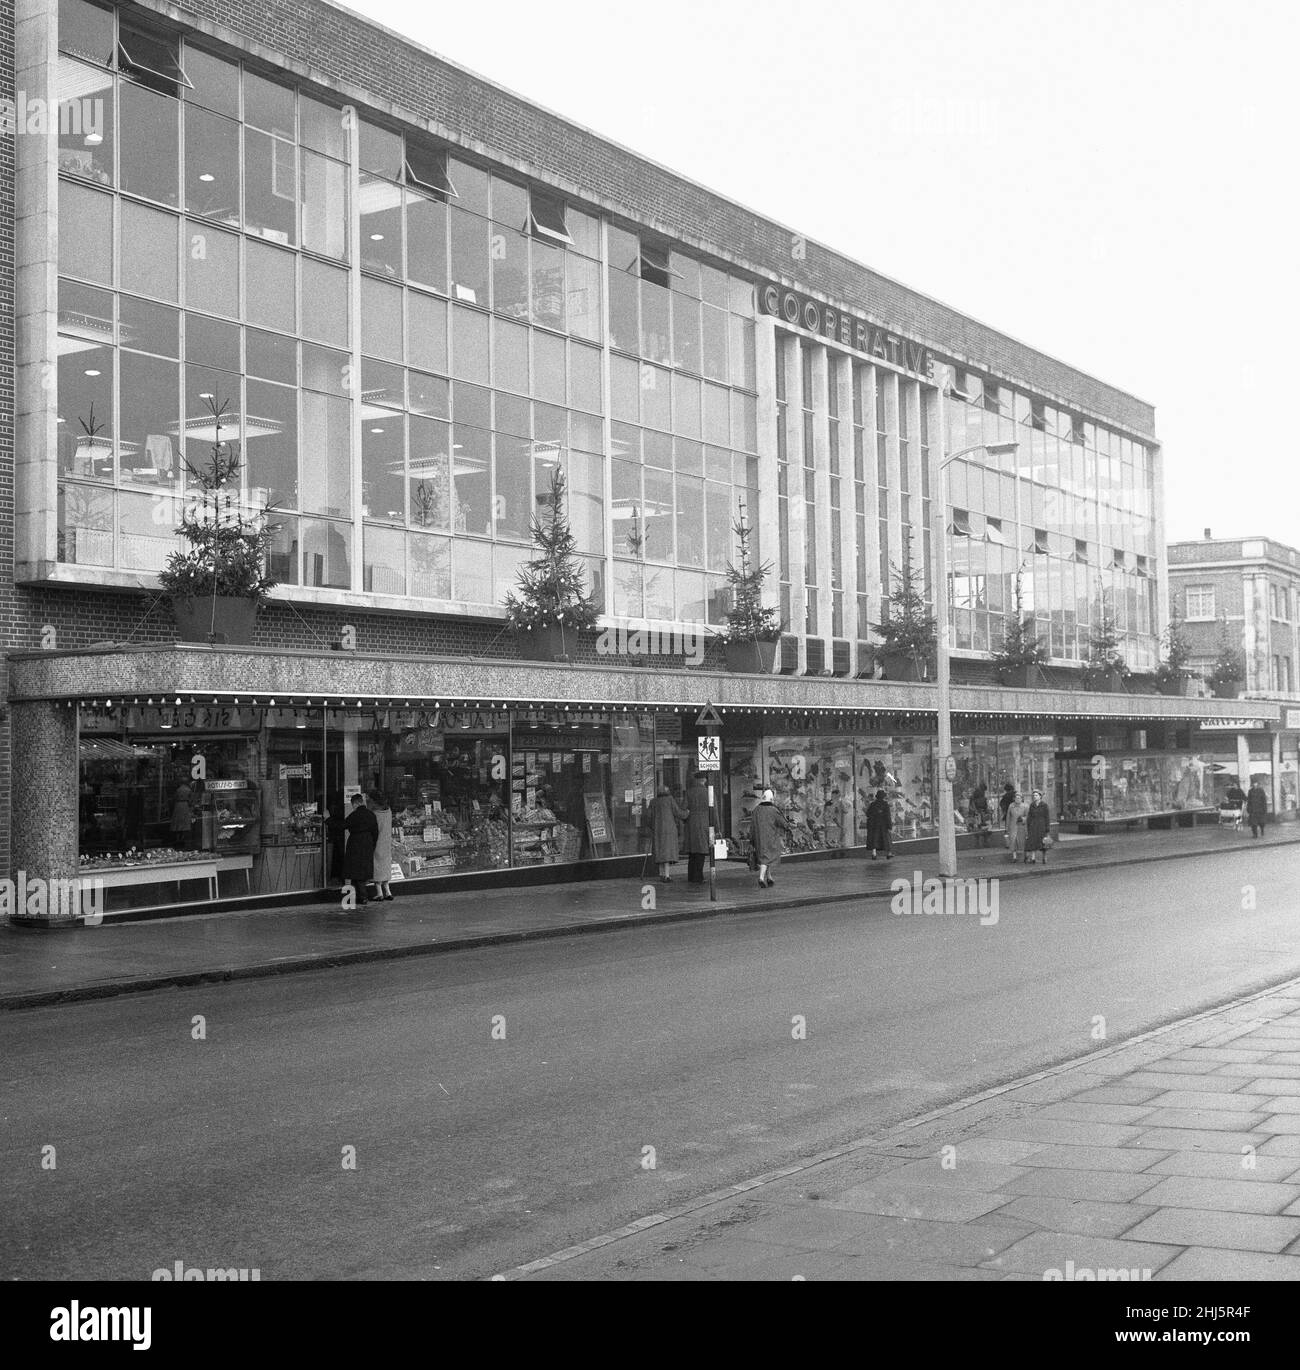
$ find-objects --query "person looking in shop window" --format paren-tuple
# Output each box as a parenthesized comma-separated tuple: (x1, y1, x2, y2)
(343, 793, 379, 907)
(169, 782, 194, 851)
(751, 788, 793, 889)
(648, 785, 688, 883)
(369, 791, 395, 901)
(865, 788, 893, 860)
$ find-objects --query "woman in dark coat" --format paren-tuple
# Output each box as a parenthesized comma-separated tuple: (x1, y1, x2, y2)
(751, 788, 793, 889)
(1026, 789, 1051, 865)
(1246, 783, 1269, 838)
(865, 789, 892, 859)
(343, 793, 379, 905)
(968, 783, 992, 848)
(648, 786, 688, 882)
(685, 774, 712, 884)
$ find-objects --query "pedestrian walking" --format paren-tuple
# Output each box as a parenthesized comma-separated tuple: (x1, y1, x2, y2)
(1246, 782, 1269, 839)
(684, 773, 711, 884)
(751, 788, 793, 888)
(865, 788, 893, 859)
(1005, 791, 1028, 862)
(342, 793, 379, 906)
(1026, 789, 1052, 865)
(648, 785, 688, 882)
(370, 790, 395, 900)
(999, 781, 1016, 828)
(968, 783, 992, 848)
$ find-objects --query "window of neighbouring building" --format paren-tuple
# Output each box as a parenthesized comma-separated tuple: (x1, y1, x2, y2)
(1185, 585, 1216, 620)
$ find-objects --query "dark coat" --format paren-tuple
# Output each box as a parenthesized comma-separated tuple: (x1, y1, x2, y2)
(685, 781, 711, 852)
(1224, 785, 1247, 808)
(343, 804, 379, 884)
(1246, 786, 1268, 824)
(649, 793, 688, 863)
(751, 801, 793, 865)
(1026, 800, 1051, 850)
(999, 785, 1016, 821)
(865, 797, 892, 848)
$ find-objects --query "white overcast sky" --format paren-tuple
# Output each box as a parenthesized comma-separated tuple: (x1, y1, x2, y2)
(346, 0, 1299, 551)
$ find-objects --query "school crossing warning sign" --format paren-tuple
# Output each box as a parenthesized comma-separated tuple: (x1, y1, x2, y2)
(697, 734, 720, 771)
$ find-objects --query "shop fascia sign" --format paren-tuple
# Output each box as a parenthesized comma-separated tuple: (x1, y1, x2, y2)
(1198, 718, 1263, 730)
(758, 281, 934, 378)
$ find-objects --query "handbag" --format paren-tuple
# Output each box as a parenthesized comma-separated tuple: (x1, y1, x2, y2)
(1003, 830, 1010, 848)
(713, 839, 730, 862)
(1040, 834, 1053, 850)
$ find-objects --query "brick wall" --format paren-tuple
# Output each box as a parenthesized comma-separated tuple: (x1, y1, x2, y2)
(1, 0, 15, 877)
(141, 0, 1155, 435)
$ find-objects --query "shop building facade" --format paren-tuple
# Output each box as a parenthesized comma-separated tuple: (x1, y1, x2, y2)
(1, 0, 1285, 916)
(1168, 534, 1300, 697)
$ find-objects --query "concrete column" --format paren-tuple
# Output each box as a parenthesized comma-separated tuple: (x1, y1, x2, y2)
(810, 346, 832, 666)
(10, 701, 79, 886)
(785, 338, 807, 673)
(833, 354, 857, 669)
(15, 0, 60, 580)
(753, 317, 781, 669)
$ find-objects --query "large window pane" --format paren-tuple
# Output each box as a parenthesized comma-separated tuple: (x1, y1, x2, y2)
(302, 343, 349, 396)
(701, 304, 728, 381)
(672, 295, 700, 373)
(453, 537, 492, 605)
(406, 190, 446, 292)
(533, 331, 565, 406)
(57, 345, 114, 479)
(641, 364, 671, 433)
(120, 199, 178, 301)
(119, 351, 179, 487)
(493, 318, 529, 395)
(491, 224, 530, 320)
(243, 70, 295, 137)
(569, 342, 601, 414)
(301, 390, 352, 517)
(244, 238, 296, 332)
(409, 417, 453, 531)
(359, 120, 403, 179)
(244, 128, 297, 245)
(493, 431, 532, 541)
(643, 467, 674, 563)
(407, 291, 447, 374)
(409, 530, 451, 599)
(609, 268, 638, 354)
(363, 412, 405, 522)
(118, 488, 175, 570)
(60, 0, 115, 64)
(184, 104, 240, 222)
(301, 518, 351, 589)
(246, 378, 298, 511)
(185, 223, 239, 317)
(567, 254, 602, 344)
(58, 483, 114, 564)
(120, 295, 179, 357)
(301, 257, 349, 346)
(448, 206, 489, 305)
(530, 239, 565, 331)
(120, 82, 179, 205)
(300, 95, 348, 159)
(60, 180, 113, 284)
(359, 174, 403, 277)
(185, 311, 239, 373)
(361, 276, 403, 362)
(451, 306, 489, 383)
(567, 449, 604, 559)
(364, 523, 406, 595)
(451, 425, 491, 536)
(301, 149, 348, 260)
(640, 280, 671, 364)
(57, 58, 114, 185)
(184, 47, 239, 119)
(676, 474, 704, 567)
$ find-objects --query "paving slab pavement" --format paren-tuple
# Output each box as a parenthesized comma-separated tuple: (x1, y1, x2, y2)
(2, 822, 1297, 1010)
(498, 979, 1300, 1281)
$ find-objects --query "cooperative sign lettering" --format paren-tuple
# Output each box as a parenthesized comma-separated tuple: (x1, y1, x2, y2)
(758, 282, 934, 378)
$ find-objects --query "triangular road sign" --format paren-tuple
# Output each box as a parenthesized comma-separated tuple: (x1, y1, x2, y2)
(695, 701, 724, 729)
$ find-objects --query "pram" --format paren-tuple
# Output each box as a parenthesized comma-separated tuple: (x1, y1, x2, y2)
(1217, 805, 1243, 831)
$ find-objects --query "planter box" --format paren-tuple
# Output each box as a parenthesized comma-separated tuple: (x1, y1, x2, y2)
(723, 639, 778, 674)
(172, 596, 258, 645)
(515, 624, 578, 662)
(997, 664, 1046, 689)
(1156, 675, 1198, 697)
(1211, 680, 1242, 700)
(880, 652, 928, 682)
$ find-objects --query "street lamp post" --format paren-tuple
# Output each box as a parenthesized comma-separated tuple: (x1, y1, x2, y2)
(931, 405, 1020, 878)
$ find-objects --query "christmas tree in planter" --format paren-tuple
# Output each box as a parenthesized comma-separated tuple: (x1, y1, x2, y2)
(992, 566, 1048, 687)
(158, 396, 277, 645)
(1155, 602, 1198, 696)
(871, 527, 936, 681)
(721, 501, 782, 673)
(1207, 613, 1245, 698)
(504, 466, 600, 661)
(1083, 588, 1130, 692)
